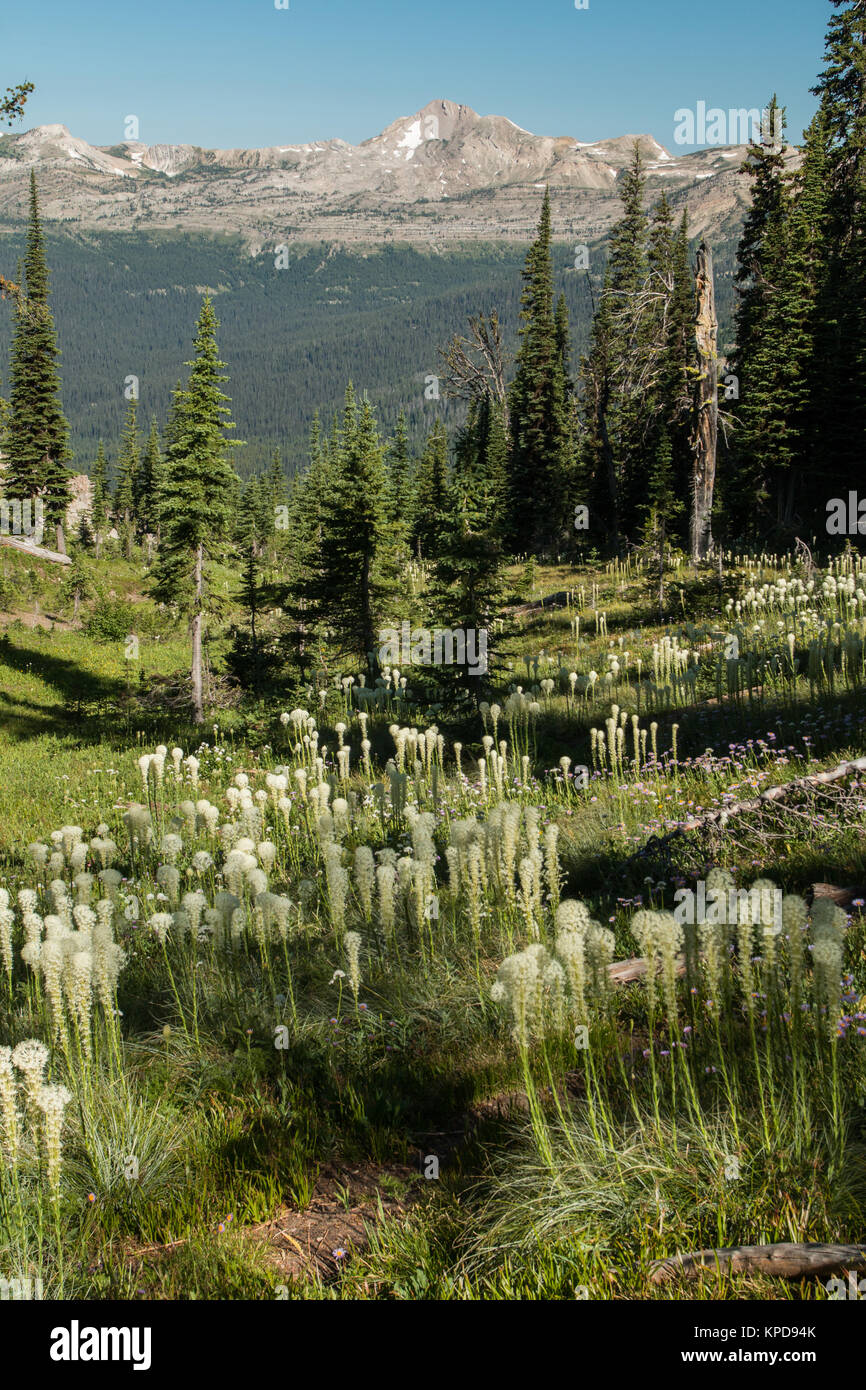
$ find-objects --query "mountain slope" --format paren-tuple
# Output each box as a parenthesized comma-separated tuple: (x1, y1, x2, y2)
(0, 99, 788, 247)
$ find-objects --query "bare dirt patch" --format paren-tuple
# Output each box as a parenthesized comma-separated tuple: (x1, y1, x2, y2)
(244, 1161, 420, 1279)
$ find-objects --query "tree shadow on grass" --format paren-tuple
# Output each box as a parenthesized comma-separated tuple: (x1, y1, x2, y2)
(0, 631, 124, 741)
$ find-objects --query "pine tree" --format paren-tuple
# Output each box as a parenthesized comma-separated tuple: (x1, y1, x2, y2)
(61, 546, 95, 623)
(729, 98, 792, 537)
(3, 172, 71, 552)
(788, 108, 832, 524)
(642, 428, 682, 620)
(413, 418, 449, 559)
(809, 0, 866, 500)
(431, 450, 505, 702)
(507, 190, 574, 555)
(151, 297, 242, 723)
(578, 146, 655, 549)
(265, 447, 286, 536)
(453, 393, 508, 533)
(298, 386, 394, 670)
(136, 418, 162, 546)
(385, 409, 415, 545)
(227, 480, 277, 693)
(277, 411, 335, 678)
(113, 400, 139, 560)
(602, 144, 651, 540)
(89, 441, 108, 557)
(578, 277, 619, 547)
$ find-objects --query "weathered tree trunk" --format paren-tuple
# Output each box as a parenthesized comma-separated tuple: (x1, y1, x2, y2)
(690, 240, 717, 563)
(55, 520, 66, 556)
(651, 1242, 866, 1286)
(191, 542, 204, 725)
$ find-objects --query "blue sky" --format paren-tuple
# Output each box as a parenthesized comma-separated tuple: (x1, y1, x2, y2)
(6, 0, 829, 150)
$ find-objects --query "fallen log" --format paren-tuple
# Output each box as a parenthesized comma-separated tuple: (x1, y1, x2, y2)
(608, 954, 685, 985)
(504, 589, 572, 618)
(0, 534, 71, 565)
(629, 755, 866, 865)
(650, 1241, 866, 1285)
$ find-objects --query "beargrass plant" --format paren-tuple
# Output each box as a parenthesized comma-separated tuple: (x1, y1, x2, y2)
(1, 546, 865, 1300)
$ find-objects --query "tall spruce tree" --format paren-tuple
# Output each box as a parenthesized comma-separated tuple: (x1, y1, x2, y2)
(89, 440, 108, 557)
(265, 447, 286, 535)
(113, 400, 139, 560)
(413, 418, 449, 559)
(227, 479, 276, 693)
(507, 189, 574, 555)
(642, 428, 682, 620)
(277, 411, 335, 678)
(432, 423, 505, 702)
(3, 172, 71, 552)
(602, 144, 650, 540)
(136, 418, 162, 544)
(385, 409, 415, 546)
(787, 107, 832, 527)
(299, 386, 394, 670)
(152, 297, 242, 723)
(578, 146, 656, 550)
(809, 0, 866, 500)
(730, 98, 793, 537)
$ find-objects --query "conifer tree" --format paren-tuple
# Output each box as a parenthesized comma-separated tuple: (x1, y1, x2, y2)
(578, 276, 619, 547)
(642, 428, 682, 620)
(507, 189, 573, 555)
(602, 144, 650, 539)
(729, 98, 791, 536)
(89, 441, 108, 557)
(786, 107, 832, 522)
(578, 146, 654, 549)
(809, 0, 866, 498)
(453, 393, 508, 534)
(385, 409, 415, 544)
(413, 418, 449, 559)
(300, 386, 394, 669)
(265, 447, 286, 536)
(431, 444, 505, 701)
(277, 412, 334, 678)
(136, 418, 162, 545)
(113, 400, 139, 560)
(61, 546, 95, 622)
(3, 172, 71, 552)
(151, 297, 242, 723)
(228, 480, 277, 693)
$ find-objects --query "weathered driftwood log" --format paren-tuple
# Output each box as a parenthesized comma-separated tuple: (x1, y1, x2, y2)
(630, 755, 866, 865)
(608, 954, 686, 985)
(650, 1242, 866, 1285)
(0, 534, 72, 565)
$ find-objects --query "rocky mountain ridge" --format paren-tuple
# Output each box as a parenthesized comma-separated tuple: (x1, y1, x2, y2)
(0, 98, 792, 247)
